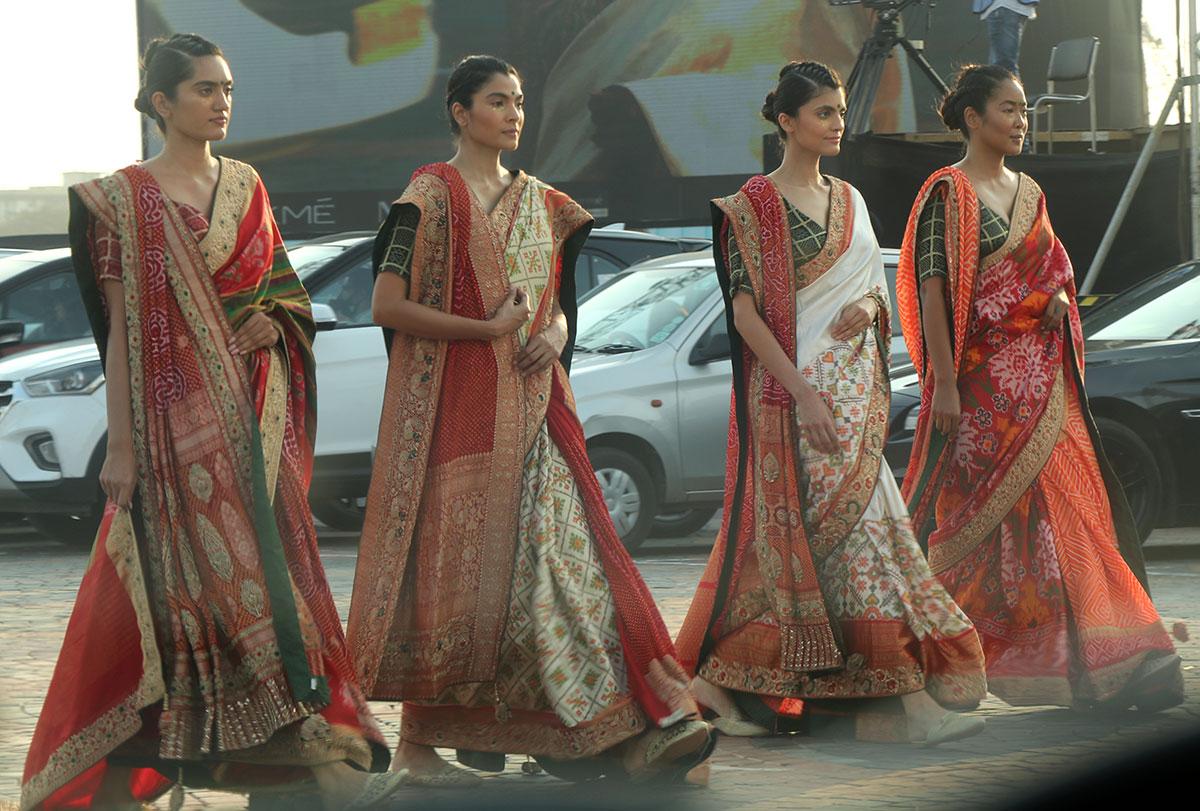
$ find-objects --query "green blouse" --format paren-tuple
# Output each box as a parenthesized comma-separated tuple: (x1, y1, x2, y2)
(727, 196, 827, 297)
(916, 196, 1010, 283)
(378, 205, 421, 280)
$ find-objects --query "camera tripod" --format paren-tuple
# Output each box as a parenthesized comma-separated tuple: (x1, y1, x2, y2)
(839, 0, 948, 136)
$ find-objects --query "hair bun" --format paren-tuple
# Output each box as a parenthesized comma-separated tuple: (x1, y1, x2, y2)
(133, 89, 150, 115)
(761, 91, 777, 123)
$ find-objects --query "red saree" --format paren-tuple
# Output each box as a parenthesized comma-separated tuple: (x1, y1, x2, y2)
(22, 159, 386, 811)
(676, 176, 985, 740)
(347, 163, 685, 759)
(897, 167, 1177, 707)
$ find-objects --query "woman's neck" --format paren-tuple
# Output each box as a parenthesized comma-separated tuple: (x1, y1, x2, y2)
(770, 145, 824, 189)
(959, 141, 1007, 181)
(448, 138, 508, 184)
(156, 133, 216, 176)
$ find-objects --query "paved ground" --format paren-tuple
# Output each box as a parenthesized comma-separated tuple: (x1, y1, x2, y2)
(1, 524, 1196, 810)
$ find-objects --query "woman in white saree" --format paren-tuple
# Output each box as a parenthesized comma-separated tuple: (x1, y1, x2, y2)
(675, 62, 989, 745)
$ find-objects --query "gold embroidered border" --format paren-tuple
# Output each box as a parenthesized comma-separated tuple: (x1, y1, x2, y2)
(979, 173, 1040, 272)
(793, 176, 853, 290)
(929, 368, 1065, 574)
(698, 654, 925, 700)
(401, 699, 646, 760)
(198, 157, 257, 272)
(21, 512, 166, 811)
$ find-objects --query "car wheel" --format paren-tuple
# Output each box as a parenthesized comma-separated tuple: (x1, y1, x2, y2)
(29, 512, 102, 548)
(588, 446, 657, 553)
(311, 496, 367, 532)
(1095, 416, 1162, 544)
(651, 507, 719, 538)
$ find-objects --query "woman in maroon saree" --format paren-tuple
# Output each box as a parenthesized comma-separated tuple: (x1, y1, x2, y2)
(21, 35, 401, 810)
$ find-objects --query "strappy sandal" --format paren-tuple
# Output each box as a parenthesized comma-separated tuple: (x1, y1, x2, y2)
(345, 770, 410, 809)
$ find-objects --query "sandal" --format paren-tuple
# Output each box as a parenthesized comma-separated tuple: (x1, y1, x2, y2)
(399, 762, 483, 788)
(345, 770, 410, 809)
(910, 713, 986, 747)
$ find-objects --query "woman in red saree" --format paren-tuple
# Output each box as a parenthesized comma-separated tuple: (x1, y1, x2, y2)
(347, 55, 714, 785)
(21, 35, 400, 811)
(897, 65, 1182, 710)
(675, 63, 988, 745)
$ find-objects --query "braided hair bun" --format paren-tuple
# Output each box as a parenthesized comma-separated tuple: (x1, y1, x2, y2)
(134, 33, 224, 129)
(939, 64, 1018, 137)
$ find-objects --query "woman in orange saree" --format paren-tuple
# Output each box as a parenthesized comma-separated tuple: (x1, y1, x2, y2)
(347, 55, 713, 786)
(21, 35, 398, 811)
(897, 65, 1181, 710)
(675, 63, 988, 745)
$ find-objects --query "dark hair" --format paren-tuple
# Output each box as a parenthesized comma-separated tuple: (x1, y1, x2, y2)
(134, 33, 225, 131)
(445, 54, 521, 135)
(761, 61, 843, 140)
(939, 64, 1020, 137)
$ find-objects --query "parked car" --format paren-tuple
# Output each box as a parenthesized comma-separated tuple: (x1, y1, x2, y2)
(0, 249, 92, 358)
(886, 260, 1200, 541)
(0, 227, 711, 543)
(570, 248, 905, 549)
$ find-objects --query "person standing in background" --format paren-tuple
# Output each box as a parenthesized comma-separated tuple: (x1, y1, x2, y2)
(974, 0, 1039, 77)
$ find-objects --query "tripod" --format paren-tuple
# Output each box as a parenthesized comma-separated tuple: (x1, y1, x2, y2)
(842, 0, 948, 136)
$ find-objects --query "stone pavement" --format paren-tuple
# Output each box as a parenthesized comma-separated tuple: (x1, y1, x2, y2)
(1, 526, 1196, 810)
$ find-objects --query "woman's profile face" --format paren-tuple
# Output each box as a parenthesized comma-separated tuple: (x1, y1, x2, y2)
(970, 78, 1027, 156)
(453, 71, 524, 152)
(779, 87, 846, 158)
(153, 55, 234, 143)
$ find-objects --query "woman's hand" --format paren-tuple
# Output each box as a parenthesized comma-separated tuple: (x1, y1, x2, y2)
(489, 286, 531, 337)
(931, 382, 961, 438)
(1040, 286, 1070, 332)
(790, 380, 840, 454)
(830, 296, 878, 341)
(230, 311, 280, 355)
(517, 323, 566, 376)
(100, 443, 137, 509)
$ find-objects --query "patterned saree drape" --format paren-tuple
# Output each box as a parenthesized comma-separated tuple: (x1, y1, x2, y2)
(347, 163, 682, 735)
(22, 160, 384, 811)
(896, 167, 1174, 706)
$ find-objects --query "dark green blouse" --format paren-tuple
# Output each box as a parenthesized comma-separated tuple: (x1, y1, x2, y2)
(378, 205, 421, 280)
(916, 195, 1010, 283)
(727, 197, 827, 296)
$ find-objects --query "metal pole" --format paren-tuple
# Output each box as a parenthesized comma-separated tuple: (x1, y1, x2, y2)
(1189, 0, 1200, 258)
(1080, 77, 1200, 293)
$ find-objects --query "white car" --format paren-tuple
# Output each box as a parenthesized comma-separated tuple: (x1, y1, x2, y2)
(0, 229, 710, 543)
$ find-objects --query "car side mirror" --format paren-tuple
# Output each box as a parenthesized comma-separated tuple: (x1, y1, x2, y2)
(0, 320, 25, 348)
(689, 330, 731, 365)
(311, 303, 338, 332)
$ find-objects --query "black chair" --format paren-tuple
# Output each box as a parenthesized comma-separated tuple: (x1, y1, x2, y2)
(1029, 36, 1101, 154)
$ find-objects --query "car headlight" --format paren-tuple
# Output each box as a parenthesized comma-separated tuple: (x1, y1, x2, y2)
(23, 361, 105, 397)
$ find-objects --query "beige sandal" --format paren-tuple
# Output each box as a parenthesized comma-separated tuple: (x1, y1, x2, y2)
(399, 762, 483, 788)
(345, 770, 410, 809)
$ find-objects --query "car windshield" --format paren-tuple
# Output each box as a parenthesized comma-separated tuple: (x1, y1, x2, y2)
(1087, 264, 1200, 341)
(291, 244, 350, 280)
(576, 265, 718, 353)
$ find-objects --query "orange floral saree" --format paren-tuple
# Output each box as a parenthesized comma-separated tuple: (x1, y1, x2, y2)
(676, 176, 986, 740)
(347, 163, 687, 760)
(897, 167, 1178, 707)
(22, 159, 386, 811)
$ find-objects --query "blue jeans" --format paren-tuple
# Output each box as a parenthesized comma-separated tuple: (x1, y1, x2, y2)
(986, 7, 1028, 77)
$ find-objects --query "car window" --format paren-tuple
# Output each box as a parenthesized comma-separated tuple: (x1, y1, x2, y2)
(574, 253, 594, 297)
(695, 311, 730, 362)
(308, 256, 375, 328)
(577, 265, 718, 352)
(592, 253, 622, 288)
(291, 244, 351, 281)
(1088, 271, 1200, 341)
(0, 271, 90, 343)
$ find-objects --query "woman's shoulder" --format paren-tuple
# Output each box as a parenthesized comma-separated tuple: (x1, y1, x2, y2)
(394, 167, 453, 207)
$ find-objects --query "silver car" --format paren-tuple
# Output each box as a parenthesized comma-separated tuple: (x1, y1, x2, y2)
(572, 249, 903, 550)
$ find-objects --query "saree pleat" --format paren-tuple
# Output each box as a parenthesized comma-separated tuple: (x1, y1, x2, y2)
(676, 176, 986, 739)
(897, 167, 1176, 707)
(22, 160, 385, 811)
